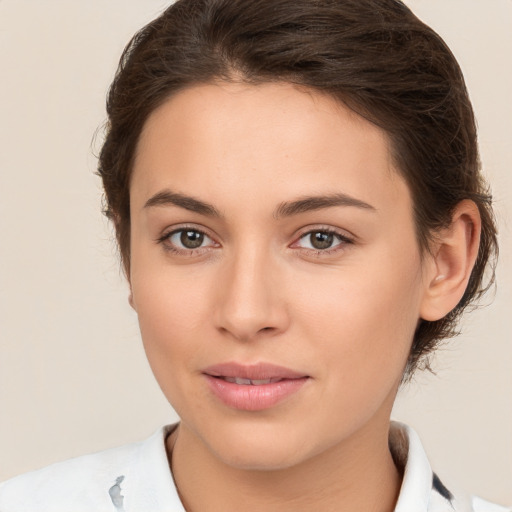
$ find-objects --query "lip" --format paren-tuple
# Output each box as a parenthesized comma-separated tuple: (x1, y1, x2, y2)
(203, 362, 307, 380)
(202, 362, 310, 411)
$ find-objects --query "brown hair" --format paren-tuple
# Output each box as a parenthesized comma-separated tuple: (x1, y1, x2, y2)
(98, 0, 497, 378)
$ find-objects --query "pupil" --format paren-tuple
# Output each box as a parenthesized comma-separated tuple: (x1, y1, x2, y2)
(180, 230, 204, 249)
(311, 232, 333, 250)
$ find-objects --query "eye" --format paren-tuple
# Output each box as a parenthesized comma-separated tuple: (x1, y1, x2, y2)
(170, 229, 208, 249)
(159, 227, 217, 253)
(295, 229, 352, 252)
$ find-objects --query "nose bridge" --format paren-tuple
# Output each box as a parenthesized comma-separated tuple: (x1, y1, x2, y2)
(214, 241, 287, 341)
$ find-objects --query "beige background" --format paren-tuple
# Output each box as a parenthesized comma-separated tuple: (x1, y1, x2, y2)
(0, 0, 510, 505)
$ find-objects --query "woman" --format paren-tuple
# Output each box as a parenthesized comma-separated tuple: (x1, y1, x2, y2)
(0, 0, 509, 510)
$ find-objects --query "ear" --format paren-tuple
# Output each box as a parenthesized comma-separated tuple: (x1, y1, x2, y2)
(123, 258, 136, 311)
(420, 200, 481, 321)
(128, 289, 136, 310)
(127, 268, 136, 312)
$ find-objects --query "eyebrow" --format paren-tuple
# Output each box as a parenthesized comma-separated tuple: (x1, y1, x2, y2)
(144, 190, 223, 218)
(274, 193, 376, 219)
(143, 189, 376, 218)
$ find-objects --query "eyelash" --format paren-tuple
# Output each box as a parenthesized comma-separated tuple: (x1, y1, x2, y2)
(156, 225, 354, 257)
(156, 225, 215, 256)
(293, 228, 354, 256)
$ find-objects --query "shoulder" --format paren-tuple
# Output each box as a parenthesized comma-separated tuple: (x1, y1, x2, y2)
(0, 425, 179, 512)
(390, 422, 511, 512)
(0, 438, 143, 512)
(470, 496, 512, 512)
(430, 470, 510, 512)
(431, 490, 512, 512)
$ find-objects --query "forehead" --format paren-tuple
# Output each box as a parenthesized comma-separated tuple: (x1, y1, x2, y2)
(131, 81, 410, 215)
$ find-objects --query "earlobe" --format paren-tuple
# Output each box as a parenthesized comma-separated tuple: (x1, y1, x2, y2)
(126, 263, 136, 311)
(420, 200, 481, 322)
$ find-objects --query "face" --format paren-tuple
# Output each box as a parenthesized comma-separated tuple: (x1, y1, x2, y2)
(129, 82, 431, 470)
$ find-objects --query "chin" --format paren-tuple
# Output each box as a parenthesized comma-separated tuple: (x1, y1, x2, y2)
(196, 415, 317, 471)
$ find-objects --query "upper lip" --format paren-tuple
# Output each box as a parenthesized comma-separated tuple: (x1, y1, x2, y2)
(203, 362, 308, 380)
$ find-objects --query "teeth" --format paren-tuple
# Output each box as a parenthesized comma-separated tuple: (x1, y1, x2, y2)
(223, 377, 279, 385)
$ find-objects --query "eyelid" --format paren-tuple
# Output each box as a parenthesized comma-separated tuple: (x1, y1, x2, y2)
(290, 225, 355, 253)
(157, 224, 220, 254)
(156, 223, 354, 256)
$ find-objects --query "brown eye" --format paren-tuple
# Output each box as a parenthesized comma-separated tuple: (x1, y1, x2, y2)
(179, 230, 204, 249)
(309, 232, 334, 250)
(166, 229, 214, 251)
(295, 229, 351, 252)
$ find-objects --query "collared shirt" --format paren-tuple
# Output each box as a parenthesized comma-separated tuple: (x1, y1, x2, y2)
(0, 422, 509, 511)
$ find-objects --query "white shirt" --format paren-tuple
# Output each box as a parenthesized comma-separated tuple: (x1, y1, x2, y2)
(0, 422, 509, 511)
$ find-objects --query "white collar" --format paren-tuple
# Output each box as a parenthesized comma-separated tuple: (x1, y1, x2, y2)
(120, 421, 460, 511)
(2, 421, 507, 511)
(390, 421, 458, 511)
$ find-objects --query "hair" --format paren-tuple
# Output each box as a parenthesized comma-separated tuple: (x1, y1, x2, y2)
(97, 0, 498, 379)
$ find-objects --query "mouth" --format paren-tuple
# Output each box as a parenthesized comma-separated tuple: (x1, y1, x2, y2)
(202, 362, 310, 411)
(212, 376, 288, 385)
(203, 362, 308, 380)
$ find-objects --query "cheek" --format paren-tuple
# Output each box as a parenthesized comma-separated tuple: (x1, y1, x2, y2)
(130, 264, 213, 378)
(289, 275, 418, 436)
(292, 252, 422, 385)
(131, 274, 215, 424)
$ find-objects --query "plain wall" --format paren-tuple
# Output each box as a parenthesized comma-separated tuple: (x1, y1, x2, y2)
(0, 0, 511, 504)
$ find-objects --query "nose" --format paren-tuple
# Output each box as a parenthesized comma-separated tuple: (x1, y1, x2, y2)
(213, 247, 289, 342)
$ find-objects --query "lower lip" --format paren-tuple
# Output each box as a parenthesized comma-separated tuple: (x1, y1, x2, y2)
(204, 375, 309, 411)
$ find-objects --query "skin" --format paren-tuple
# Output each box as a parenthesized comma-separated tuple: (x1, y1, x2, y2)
(128, 82, 480, 512)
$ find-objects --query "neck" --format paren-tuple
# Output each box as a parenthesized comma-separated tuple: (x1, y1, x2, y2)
(167, 419, 402, 512)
